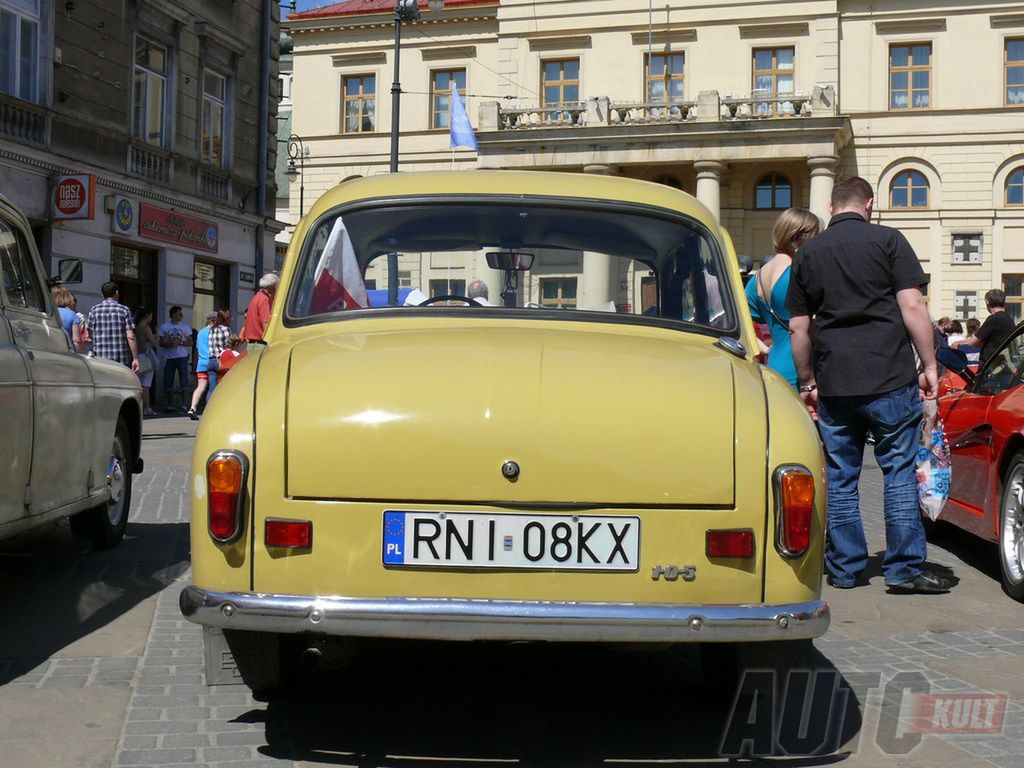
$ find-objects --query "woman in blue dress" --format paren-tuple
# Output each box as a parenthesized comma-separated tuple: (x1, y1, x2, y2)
(745, 207, 821, 390)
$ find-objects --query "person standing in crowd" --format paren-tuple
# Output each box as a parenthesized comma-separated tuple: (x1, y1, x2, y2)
(218, 334, 247, 377)
(133, 307, 159, 417)
(208, 309, 232, 372)
(51, 285, 84, 351)
(86, 282, 140, 372)
(158, 306, 193, 413)
(787, 176, 953, 595)
(745, 207, 820, 390)
(242, 273, 278, 341)
(187, 312, 218, 420)
(952, 289, 1016, 365)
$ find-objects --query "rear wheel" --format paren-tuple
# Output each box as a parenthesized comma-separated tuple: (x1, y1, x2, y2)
(71, 416, 133, 549)
(998, 452, 1024, 602)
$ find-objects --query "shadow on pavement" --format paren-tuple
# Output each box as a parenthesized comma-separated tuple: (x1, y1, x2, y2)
(922, 520, 1001, 583)
(0, 521, 189, 684)
(240, 640, 862, 766)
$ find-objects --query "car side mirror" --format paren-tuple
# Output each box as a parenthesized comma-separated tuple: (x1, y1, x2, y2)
(937, 346, 975, 384)
(52, 258, 83, 286)
(486, 251, 534, 271)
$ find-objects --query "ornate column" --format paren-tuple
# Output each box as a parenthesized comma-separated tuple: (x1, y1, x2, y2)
(581, 165, 618, 308)
(694, 160, 725, 222)
(808, 156, 840, 223)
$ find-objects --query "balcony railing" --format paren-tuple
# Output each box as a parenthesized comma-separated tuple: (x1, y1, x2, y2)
(199, 165, 230, 201)
(481, 86, 836, 132)
(0, 92, 48, 146)
(128, 142, 172, 184)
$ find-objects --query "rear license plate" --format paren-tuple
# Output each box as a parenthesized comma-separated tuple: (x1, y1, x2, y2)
(382, 511, 640, 571)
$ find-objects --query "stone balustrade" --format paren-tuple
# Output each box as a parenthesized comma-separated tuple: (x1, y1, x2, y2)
(0, 93, 48, 146)
(199, 165, 231, 201)
(480, 86, 837, 131)
(128, 142, 172, 183)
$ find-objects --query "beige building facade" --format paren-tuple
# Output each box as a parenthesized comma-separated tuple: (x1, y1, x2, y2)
(286, 0, 1024, 321)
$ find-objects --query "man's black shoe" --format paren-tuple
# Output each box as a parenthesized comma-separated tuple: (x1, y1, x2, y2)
(826, 575, 856, 589)
(887, 569, 954, 594)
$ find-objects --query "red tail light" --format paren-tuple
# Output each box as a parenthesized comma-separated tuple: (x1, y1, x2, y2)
(207, 451, 248, 544)
(706, 529, 754, 558)
(774, 465, 814, 557)
(265, 518, 313, 548)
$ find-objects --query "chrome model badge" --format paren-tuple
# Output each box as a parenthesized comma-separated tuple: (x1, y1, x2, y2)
(652, 564, 696, 582)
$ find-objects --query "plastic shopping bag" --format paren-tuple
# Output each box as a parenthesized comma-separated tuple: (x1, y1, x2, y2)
(916, 402, 951, 521)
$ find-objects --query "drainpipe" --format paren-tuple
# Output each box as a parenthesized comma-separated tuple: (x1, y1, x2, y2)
(255, 0, 273, 280)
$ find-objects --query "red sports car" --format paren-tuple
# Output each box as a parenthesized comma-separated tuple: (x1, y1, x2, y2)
(937, 328, 1024, 602)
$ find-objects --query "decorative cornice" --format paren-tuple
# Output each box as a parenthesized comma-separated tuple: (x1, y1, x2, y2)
(332, 52, 387, 67)
(194, 19, 249, 58)
(630, 30, 696, 46)
(527, 35, 592, 52)
(874, 18, 947, 35)
(421, 45, 477, 60)
(990, 13, 1024, 28)
(738, 22, 809, 39)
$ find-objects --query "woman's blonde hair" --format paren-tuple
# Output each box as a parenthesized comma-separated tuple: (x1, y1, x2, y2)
(772, 207, 821, 256)
(51, 285, 74, 308)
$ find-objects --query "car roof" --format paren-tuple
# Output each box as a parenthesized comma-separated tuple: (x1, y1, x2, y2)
(305, 171, 720, 233)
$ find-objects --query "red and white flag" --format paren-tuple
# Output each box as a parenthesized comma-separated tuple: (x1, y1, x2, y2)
(309, 217, 369, 313)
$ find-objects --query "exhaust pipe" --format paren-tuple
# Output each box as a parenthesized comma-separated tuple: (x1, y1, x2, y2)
(301, 645, 323, 668)
(300, 638, 357, 669)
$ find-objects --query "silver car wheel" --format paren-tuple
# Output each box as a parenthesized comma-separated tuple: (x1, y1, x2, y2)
(106, 435, 128, 527)
(1002, 468, 1024, 586)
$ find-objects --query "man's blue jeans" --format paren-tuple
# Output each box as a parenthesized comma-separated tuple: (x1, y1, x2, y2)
(817, 382, 926, 587)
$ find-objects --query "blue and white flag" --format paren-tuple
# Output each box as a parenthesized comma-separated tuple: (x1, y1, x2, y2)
(449, 87, 478, 151)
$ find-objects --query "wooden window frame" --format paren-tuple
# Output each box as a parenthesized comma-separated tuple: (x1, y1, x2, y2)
(889, 42, 931, 111)
(541, 58, 580, 115)
(890, 170, 930, 209)
(539, 276, 578, 309)
(644, 51, 685, 106)
(1003, 273, 1024, 323)
(132, 34, 168, 145)
(341, 74, 376, 134)
(201, 69, 228, 168)
(751, 46, 794, 115)
(429, 68, 466, 130)
(754, 172, 792, 210)
(1007, 167, 1024, 207)
(1008, 38, 1024, 107)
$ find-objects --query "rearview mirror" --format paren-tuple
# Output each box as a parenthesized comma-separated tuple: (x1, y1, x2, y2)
(937, 346, 974, 384)
(55, 258, 83, 285)
(486, 251, 534, 271)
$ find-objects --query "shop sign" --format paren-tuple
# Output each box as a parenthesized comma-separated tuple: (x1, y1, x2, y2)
(139, 203, 219, 253)
(240, 270, 255, 285)
(111, 197, 136, 235)
(51, 174, 95, 220)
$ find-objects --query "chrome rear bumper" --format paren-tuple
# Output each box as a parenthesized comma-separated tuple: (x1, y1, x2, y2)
(179, 586, 829, 643)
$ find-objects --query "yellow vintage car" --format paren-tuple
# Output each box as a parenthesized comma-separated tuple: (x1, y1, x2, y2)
(179, 171, 827, 696)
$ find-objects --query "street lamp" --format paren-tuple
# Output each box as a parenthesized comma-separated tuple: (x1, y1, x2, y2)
(389, 0, 443, 173)
(284, 133, 305, 216)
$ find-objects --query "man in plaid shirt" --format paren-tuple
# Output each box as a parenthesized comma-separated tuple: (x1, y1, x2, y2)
(87, 281, 140, 372)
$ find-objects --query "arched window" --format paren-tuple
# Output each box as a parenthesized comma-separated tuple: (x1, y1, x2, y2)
(891, 170, 929, 208)
(1008, 167, 1024, 206)
(754, 173, 791, 209)
(653, 174, 683, 190)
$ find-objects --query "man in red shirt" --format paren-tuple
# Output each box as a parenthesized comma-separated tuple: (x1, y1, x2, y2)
(242, 273, 279, 342)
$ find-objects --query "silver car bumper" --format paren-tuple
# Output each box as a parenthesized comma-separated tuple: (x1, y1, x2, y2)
(179, 586, 829, 643)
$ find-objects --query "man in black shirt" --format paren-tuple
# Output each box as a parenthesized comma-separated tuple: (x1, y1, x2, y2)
(787, 176, 953, 595)
(953, 289, 1016, 364)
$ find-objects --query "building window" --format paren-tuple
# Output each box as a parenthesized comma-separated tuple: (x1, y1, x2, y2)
(133, 35, 168, 145)
(202, 70, 227, 168)
(889, 43, 931, 110)
(540, 277, 577, 309)
(192, 259, 229, 330)
(1004, 275, 1024, 322)
(0, 0, 39, 103)
(645, 52, 684, 107)
(754, 173, 792, 209)
(111, 244, 157, 313)
(954, 290, 978, 320)
(429, 278, 466, 297)
(542, 58, 580, 118)
(1008, 167, 1024, 206)
(342, 75, 375, 133)
(752, 47, 794, 114)
(891, 170, 929, 208)
(430, 69, 466, 129)
(1007, 38, 1024, 106)
(952, 234, 982, 264)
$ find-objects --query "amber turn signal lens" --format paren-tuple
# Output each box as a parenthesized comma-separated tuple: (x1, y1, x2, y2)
(777, 467, 814, 556)
(706, 529, 754, 558)
(208, 457, 243, 494)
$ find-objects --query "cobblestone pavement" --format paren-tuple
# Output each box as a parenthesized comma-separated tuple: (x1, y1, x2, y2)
(1, 420, 1023, 767)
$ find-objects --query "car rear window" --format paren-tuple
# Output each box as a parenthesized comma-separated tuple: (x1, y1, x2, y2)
(286, 198, 736, 333)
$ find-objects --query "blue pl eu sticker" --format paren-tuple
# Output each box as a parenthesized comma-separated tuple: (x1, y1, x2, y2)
(383, 512, 406, 564)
